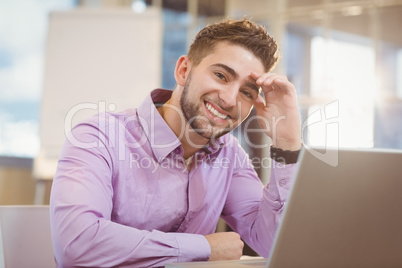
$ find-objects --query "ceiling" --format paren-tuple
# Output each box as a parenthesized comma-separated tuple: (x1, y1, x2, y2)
(143, 0, 402, 46)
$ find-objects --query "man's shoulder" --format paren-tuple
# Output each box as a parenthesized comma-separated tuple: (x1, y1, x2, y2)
(68, 109, 144, 142)
(81, 109, 140, 128)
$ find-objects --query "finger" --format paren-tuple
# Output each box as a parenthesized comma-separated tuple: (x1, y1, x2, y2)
(272, 78, 296, 95)
(250, 72, 273, 97)
(256, 73, 278, 85)
(250, 72, 291, 95)
(272, 77, 287, 87)
(250, 71, 260, 80)
(260, 79, 276, 95)
(262, 77, 293, 95)
(250, 72, 277, 85)
(253, 94, 266, 111)
(261, 74, 289, 86)
(259, 74, 287, 94)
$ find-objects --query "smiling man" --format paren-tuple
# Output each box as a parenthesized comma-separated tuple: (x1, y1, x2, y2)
(50, 18, 302, 267)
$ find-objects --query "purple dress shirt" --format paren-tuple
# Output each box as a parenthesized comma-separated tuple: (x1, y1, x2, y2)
(50, 89, 298, 267)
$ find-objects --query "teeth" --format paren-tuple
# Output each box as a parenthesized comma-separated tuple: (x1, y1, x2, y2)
(206, 103, 228, 120)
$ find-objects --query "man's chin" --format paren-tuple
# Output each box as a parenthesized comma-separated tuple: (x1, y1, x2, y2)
(188, 120, 233, 140)
(197, 129, 230, 140)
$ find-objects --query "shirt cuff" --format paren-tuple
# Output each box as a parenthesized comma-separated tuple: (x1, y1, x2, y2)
(173, 233, 211, 263)
(270, 145, 301, 164)
(269, 160, 298, 202)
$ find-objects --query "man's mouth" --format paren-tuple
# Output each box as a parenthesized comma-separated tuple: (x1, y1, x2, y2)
(205, 102, 230, 120)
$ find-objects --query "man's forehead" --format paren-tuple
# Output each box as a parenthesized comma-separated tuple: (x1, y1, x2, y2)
(201, 43, 264, 69)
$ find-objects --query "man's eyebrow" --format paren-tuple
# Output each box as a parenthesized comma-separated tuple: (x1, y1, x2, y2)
(211, 63, 238, 79)
(211, 63, 260, 93)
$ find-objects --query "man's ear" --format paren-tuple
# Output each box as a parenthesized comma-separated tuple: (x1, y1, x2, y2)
(174, 55, 191, 87)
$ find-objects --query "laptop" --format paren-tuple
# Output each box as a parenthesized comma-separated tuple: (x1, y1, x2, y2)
(166, 147, 402, 268)
(0, 205, 55, 268)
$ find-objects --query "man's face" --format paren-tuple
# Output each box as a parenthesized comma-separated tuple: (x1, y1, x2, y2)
(180, 42, 265, 140)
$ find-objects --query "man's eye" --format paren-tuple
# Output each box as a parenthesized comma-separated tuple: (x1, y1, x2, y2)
(215, 72, 226, 81)
(241, 90, 253, 99)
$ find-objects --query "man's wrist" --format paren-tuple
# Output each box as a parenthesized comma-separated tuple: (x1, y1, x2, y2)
(272, 139, 302, 151)
(270, 144, 301, 164)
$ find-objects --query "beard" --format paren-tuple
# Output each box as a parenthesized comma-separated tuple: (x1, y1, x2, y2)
(179, 73, 236, 140)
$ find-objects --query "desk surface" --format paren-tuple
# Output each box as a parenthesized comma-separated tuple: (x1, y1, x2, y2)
(165, 257, 267, 268)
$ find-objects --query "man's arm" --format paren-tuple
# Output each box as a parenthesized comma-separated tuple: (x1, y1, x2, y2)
(50, 123, 211, 267)
(219, 72, 301, 257)
(220, 146, 298, 257)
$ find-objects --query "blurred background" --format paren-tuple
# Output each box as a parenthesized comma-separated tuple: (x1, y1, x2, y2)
(0, 0, 401, 205)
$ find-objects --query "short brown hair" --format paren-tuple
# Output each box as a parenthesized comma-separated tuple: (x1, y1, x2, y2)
(188, 18, 279, 72)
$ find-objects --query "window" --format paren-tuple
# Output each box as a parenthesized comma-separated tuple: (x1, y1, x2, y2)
(397, 49, 402, 99)
(0, 0, 76, 157)
(308, 36, 376, 148)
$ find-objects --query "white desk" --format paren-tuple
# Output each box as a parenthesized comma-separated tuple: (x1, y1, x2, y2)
(165, 257, 267, 268)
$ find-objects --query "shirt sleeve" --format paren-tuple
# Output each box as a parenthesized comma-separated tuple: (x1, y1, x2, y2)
(50, 122, 211, 267)
(220, 147, 298, 257)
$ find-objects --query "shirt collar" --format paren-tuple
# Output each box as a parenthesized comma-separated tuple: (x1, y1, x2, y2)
(202, 135, 226, 155)
(137, 89, 181, 162)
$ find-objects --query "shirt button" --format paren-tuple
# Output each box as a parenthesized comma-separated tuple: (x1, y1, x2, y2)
(279, 179, 286, 186)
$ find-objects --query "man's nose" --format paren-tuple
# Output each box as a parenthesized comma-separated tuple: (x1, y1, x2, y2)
(218, 86, 238, 108)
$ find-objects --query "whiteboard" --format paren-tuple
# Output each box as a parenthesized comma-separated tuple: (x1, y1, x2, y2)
(33, 7, 162, 179)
